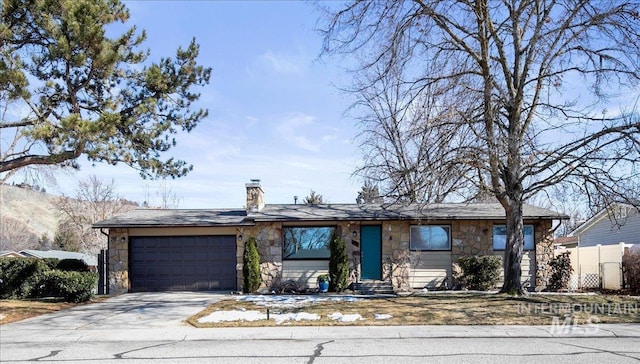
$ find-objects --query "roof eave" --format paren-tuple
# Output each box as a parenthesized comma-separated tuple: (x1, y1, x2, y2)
(92, 222, 255, 229)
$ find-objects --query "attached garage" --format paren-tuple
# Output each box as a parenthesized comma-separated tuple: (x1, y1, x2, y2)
(129, 235, 237, 292)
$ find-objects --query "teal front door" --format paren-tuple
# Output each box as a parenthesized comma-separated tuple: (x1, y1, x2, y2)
(360, 225, 382, 280)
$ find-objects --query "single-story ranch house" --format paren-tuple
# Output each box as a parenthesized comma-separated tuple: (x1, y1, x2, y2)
(94, 180, 567, 294)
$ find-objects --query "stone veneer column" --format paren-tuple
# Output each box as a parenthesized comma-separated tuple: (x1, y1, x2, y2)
(382, 221, 411, 290)
(344, 222, 361, 285)
(535, 220, 554, 291)
(238, 222, 283, 291)
(108, 228, 129, 294)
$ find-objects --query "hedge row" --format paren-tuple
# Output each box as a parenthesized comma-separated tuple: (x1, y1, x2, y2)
(0, 257, 97, 302)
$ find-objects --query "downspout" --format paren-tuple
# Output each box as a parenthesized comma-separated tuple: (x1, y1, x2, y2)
(99, 228, 109, 295)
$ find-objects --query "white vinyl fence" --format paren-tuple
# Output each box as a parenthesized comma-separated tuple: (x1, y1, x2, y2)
(555, 243, 633, 290)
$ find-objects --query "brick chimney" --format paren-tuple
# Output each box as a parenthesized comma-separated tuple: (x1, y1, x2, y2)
(245, 179, 264, 212)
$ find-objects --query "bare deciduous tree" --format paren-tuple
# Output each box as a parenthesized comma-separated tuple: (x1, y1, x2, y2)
(321, 0, 640, 294)
(0, 216, 38, 251)
(352, 60, 478, 203)
(56, 175, 137, 254)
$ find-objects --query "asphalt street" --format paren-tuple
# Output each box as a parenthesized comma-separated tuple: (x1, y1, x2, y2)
(1, 292, 639, 363)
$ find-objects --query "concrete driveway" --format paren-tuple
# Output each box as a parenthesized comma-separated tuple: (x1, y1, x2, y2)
(2, 292, 227, 342)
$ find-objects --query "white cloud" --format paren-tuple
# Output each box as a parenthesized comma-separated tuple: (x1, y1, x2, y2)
(275, 113, 320, 152)
(258, 50, 303, 75)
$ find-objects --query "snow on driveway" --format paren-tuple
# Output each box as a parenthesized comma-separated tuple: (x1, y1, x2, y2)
(197, 295, 393, 325)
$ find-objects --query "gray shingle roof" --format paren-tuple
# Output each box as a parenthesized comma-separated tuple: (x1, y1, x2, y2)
(93, 209, 251, 228)
(251, 203, 567, 222)
(93, 203, 567, 228)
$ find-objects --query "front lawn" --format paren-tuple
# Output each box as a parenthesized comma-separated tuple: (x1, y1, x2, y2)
(0, 297, 107, 324)
(188, 292, 640, 328)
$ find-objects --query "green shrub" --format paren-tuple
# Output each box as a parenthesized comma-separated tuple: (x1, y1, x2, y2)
(457, 255, 501, 291)
(57, 258, 90, 272)
(42, 258, 60, 270)
(42, 270, 97, 302)
(547, 251, 573, 291)
(0, 258, 51, 299)
(242, 237, 261, 293)
(329, 231, 349, 292)
(0, 257, 95, 302)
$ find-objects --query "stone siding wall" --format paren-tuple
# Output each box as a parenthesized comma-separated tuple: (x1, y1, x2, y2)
(535, 219, 554, 291)
(238, 223, 283, 291)
(105, 218, 556, 294)
(241, 221, 359, 291)
(107, 228, 129, 294)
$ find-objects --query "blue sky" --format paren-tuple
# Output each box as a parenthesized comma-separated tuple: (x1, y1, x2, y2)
(8, 1, 638, 210)
(54, 1, 363, 208)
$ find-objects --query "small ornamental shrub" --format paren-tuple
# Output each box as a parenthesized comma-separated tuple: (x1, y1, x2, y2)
(242, 237, 261, 293)
(547, 251, 573, 291)
(328, 231, 349, 292)
(622, 247, 640, 293)
(457, 255, 501, 290)
(56, 258, 90, 272)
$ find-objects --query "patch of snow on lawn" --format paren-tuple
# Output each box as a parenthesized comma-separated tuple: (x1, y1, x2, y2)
(374, 314, 393, 320)
(238, 295, 359, 309)
(328, 312, 363, 322)
(198, 310, 265, 323)
(272, 312, 320, 325)
(197, 310, 321, 325)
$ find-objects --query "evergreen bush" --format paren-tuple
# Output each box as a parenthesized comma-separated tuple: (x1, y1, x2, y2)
(42, 270, 97, 302)
(329, 230, 349, 292)
(242, 237, 261, 293)
(0, 257, 96, 302)
(457, 255, 501, 290)
(0, 258, 50, 299)
(57, 259, 90, 272)
(547, 251, 573, 291)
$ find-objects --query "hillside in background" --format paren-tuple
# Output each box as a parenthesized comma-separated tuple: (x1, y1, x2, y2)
(1, 184, 61, 251)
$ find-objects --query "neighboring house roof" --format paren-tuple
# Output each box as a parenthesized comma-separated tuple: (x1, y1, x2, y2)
(0, 250, 25, 258)
(554, 236, 578, 247)
(569, 203, 637, 237)
(19, 249, 98, 266)
(568, 203, 640, 247)
(93, 203, 567, 228)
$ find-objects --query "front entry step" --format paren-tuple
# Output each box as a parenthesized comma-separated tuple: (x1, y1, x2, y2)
(352, 280, 394, 295)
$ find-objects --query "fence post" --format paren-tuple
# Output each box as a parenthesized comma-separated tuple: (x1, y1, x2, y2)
(597, 244, 602, 289)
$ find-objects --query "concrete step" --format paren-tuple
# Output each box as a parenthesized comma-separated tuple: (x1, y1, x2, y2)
(352, 280, 394, 295)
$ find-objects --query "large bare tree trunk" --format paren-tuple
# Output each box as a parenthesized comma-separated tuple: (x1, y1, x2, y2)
(501, 200, 525, 295)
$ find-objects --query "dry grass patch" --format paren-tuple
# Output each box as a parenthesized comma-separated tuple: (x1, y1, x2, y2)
(188, 293, 640, 328)
(0, 297, 107, 324)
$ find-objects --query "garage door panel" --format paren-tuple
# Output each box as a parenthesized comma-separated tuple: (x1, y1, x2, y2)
(130, 235, 236, 292)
